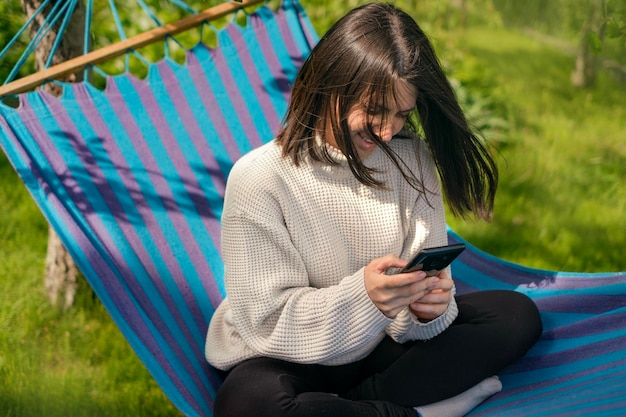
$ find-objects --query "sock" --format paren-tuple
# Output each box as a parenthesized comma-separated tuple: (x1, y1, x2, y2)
(414, 376, 502, 417)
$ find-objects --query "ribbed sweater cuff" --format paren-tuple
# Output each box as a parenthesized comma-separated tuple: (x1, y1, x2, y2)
(410, 296, 459, 340)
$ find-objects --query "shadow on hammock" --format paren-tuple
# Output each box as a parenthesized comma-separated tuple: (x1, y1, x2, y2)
(20, 132, 228, 227)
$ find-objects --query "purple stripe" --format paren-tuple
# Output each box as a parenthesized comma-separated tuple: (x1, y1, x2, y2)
(481, 387, 626, 417)
(449, 234, 626, 289)
(533, 294, 626, 314)
(185, 49, 244, 164)
(101, 77, 219, 324)
(276, 7, 302, 63)
(459, 251, 555, 287)
(225, 24, 283, 131)
(250, 12, 293, 106)
(276, 4, 312, 72)
(539, 389, 626, 417)
(298, 7, 318, 47)
(31, 88, 215, 407)
(143, 63, 227, 309)
(471, 360, 626, 416)
(16, 95, 210, 415)
(518, 273, 626, 291)
(541, 311, 626, 339)
(210, 36, 265, 150)
(452, 279, 480, 295)
(79, 81, 225, 394)
(507, 334, 626, 372)
(281, 1, 318, 51)
(156, 60, 227, 197)
(448, 234, 556, 287)
(58, 83, 208, 336)
(58, 205, 214, 416)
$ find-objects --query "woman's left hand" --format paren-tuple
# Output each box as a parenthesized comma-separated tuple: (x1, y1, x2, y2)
(408, 269, 454, 322)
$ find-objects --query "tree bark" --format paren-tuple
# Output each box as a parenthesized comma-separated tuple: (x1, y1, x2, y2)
(571, 0, 605, 88)
(22, 0, 87, 310)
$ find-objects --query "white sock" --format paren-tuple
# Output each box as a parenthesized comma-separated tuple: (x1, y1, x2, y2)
(415, 376, 502, 417)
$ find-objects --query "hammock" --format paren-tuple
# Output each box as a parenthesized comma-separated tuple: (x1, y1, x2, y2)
(1, 1, 625, 416)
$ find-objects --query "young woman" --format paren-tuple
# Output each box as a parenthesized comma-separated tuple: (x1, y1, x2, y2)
(205, 3, 542, 416)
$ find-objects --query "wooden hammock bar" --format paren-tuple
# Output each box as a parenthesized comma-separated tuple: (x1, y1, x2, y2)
(0, 0, 266, 97)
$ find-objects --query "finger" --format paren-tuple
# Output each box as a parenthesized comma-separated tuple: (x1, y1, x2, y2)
(409, 277, 452, 304)
(429, 278, 454, 292)
(416, 290, 451, 305)
(426, 270, 454, 287)
(437, 269, 451, 280)
(371, 269, 428, 293)
(410, 300, 449, 319)
(368, 254, 408, 274)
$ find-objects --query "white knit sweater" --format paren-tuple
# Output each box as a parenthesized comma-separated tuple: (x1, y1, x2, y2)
(205, 135, 458, 371)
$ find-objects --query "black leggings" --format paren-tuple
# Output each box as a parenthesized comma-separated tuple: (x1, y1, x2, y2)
(214, 290, 542, 417)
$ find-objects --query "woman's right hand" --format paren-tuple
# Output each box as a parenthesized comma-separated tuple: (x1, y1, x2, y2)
(364, 254, 436, 318)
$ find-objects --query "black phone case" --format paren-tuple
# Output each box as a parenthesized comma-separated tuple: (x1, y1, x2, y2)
(401, 243, 466, 274)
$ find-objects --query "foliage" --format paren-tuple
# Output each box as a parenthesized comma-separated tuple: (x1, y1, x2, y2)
(0, 149, 183, 415)
(589, 0, 626, 54)
(0, 0, 34, 85)
(492, 0, 626, 63)
(447, 26, 626, 272)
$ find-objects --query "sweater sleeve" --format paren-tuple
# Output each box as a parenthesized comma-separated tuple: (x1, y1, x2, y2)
(219, 174, 393, 366)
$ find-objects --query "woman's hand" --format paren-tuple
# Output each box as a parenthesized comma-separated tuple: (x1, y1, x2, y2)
(364, 254, 438, 318)
(408, 269, 454, 322)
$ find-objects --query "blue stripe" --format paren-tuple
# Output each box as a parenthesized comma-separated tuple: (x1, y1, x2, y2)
(256, 7, 301, 88)
(453, 262, 519, 290)
(139, 64, 226, 296)
(181, 45, 239, 179)
(191, 44, 254, 158)
(217, 28, 274, 142)
(240, 12, 289, 123)
(538, 310, 594, 331)
(2, 94, 209, 414)
(283, 0, 318, 56)
(88, 80, 205, 314)
(44, 85, 213, 404)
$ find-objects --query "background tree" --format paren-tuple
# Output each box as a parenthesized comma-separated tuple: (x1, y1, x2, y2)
(5, 0, 216, 310)
(571, 0, 605, 87)
(492, 0, 626, 87)
(21, 0, 87, 310)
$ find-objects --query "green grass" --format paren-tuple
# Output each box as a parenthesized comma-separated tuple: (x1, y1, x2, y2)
(447, 27, 626, 273)
(0, 156, 183, 416)
(0, 20, 624, 417)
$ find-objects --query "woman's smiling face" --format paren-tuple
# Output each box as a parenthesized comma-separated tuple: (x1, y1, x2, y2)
(326, 79, 417, 159)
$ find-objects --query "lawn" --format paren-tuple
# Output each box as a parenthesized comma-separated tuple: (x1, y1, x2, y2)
(0, 153, 181, 415)
(447, 27, 626, 273)
(0, 17, 624, 417)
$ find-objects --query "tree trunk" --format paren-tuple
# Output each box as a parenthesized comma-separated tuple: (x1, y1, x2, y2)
(22, 0, 87, 310)
(571, 0, 605, 88)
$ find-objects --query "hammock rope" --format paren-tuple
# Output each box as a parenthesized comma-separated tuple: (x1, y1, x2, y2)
(2, 0, 72, 85)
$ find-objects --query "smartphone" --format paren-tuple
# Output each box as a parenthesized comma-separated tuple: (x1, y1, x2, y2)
(400, 243, 466, 275)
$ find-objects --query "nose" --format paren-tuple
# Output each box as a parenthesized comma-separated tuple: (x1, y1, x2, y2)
(378, 117, 405, 142)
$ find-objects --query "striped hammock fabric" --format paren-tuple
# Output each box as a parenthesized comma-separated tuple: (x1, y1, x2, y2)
(0, 1, 624, 416)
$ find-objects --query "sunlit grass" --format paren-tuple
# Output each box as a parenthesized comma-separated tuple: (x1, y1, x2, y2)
(0, 157, 183, 416)
(447, 27, 626, 272)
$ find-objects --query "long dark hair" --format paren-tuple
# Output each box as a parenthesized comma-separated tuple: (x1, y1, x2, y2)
(276, 2, 498, 219)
